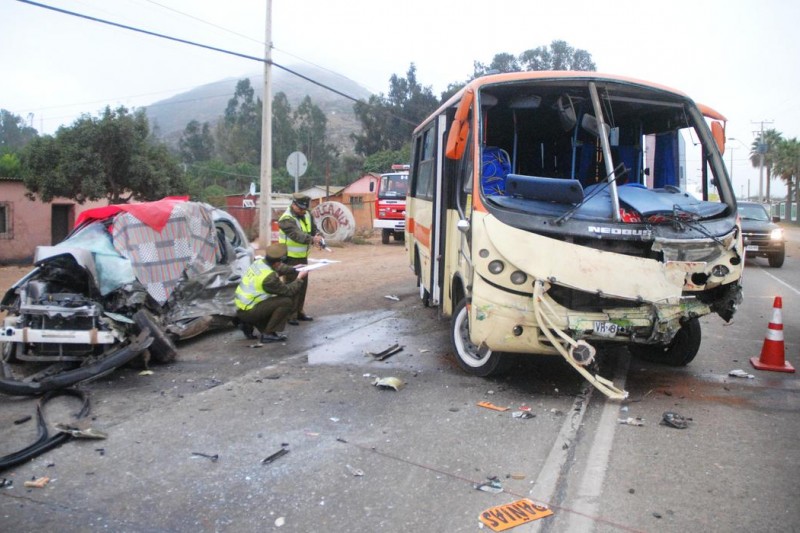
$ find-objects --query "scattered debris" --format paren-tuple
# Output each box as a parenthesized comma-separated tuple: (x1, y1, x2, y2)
(475, 476, 504, 494)
(479, 498, 553, 531)
(512, 411, 536, 420)
(191, 452, 219, 462)
(478, 401, 509, 412)
(262, 448, 290, 465)
(54, 423, 108, 439)
(728, 369, 755, 379)
(330, 417, 340, 422)
(24, 477, 50, 489)
(373, 377, 405, 391)
(275, 517, 285, 527)
(367, 344, 404, 361)
(384, 295, 400, 301)
(509, 473, 526, 480)
(13, 415, 32, 425)
(661, 412, 690, 429)
(345, 464, 364, 477)
(0, 478, 13, 488)
(138, 370, 154, 376)
(618, 417, 645, 426)
(249, 342, 264, 348)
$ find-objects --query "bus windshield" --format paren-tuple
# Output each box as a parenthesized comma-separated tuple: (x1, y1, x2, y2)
(379, 173, 408, 199)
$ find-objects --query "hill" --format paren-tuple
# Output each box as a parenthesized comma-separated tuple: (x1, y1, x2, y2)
(144, 63, 373, 153)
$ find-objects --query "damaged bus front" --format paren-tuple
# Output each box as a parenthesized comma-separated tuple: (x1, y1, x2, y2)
(407, 72, 743, 399)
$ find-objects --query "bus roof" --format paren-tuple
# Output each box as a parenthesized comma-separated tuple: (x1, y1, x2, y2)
(414, 71, 694, 135)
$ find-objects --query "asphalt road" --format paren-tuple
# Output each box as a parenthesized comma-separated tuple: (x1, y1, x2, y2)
(1, 230, 799, 533)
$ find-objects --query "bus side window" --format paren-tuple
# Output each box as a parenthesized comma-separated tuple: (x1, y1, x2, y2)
(414, 126, 436, 200)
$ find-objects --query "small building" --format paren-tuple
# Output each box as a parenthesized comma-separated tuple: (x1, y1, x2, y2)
(0, 177, 108, 264)
(341, 173, 380, 232)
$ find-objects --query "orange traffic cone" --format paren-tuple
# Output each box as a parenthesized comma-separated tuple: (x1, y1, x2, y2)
(750, 296, 795, 373)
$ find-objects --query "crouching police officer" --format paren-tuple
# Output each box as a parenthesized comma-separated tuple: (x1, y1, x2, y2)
(234, 243, 307, 344)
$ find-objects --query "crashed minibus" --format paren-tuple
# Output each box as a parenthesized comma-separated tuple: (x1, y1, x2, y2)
(406, 72, 743, 399)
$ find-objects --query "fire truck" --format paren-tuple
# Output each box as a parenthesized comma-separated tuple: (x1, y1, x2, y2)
(372, 164, 409, 244)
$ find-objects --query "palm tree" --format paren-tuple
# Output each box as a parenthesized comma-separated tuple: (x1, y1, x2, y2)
(773, 138, 800, 221)
(750, 129, 783, 202)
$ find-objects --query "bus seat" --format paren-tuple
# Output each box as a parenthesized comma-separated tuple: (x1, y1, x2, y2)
(481, 147, 512, 195)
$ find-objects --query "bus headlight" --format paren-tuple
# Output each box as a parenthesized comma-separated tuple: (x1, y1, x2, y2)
(711, 265, 730, 277)
(770, 228, 784, 241)
(488, 260, 505, 274)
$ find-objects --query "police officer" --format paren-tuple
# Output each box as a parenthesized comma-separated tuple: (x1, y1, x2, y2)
(234, 243, 307, 343)
(278, 193, 322, 324)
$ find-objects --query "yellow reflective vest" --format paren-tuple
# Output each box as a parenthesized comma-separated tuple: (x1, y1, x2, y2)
(278, 208, 312, 259)
(234, 260, 275, 311)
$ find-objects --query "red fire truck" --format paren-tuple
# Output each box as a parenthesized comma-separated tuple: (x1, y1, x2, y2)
(372, 164, 409, 244)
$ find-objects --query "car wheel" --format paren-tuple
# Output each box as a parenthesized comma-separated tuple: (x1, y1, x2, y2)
(133, 310, 177, 364)
(629, 317, 701, 367)
(768, 248, 785, 268)
(450, 298, 508, 376)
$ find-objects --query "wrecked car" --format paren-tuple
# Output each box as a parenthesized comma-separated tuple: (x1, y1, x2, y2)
(0, 197, 254, 395)
(407, 72, 744, 399)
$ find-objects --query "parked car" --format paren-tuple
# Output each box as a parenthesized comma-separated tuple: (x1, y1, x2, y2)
(0, 198, 254, 395)
(738, 201, 785, 267)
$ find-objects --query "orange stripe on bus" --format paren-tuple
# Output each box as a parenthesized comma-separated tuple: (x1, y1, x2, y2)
(410, 219, 430, 248)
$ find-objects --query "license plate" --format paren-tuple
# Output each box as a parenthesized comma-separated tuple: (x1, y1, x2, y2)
(593, 321, 618, 338)
(745, 245, 759, 252)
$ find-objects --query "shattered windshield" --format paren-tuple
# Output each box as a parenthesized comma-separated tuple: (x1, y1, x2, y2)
(476, 79, 731, 224)
(738, 203, 770, 221)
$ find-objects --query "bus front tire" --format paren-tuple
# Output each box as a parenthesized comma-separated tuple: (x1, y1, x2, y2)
(450, 299, 508, 377)
(628, 317, 701, 367)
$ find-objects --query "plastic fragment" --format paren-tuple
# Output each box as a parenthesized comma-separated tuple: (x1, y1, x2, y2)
(728, 369, 755, 379)
(54, 424, 108, 439)
(24, 477, 50, 488)
(475, 476, 503, 494)
(345, 464, 364, 477)
(477, 401, 509, 412)
(373, 377, 405, 391)
(512, 411, 536, 419)
(384, 295, 400, 301)
(191, 452, 219, 462)
(262, 448, 290, 464)
(138, 370, 154, 376)
(618, 417, 645, 426)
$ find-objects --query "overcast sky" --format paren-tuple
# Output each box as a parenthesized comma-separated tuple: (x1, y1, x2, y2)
(2, 0, 799, 198)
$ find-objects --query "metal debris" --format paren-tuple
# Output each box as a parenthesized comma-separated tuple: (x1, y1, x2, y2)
(367, 344, 404, 361)
(262, 447, 290, 465)
(384, 295, 400, 301)
(54, 424, 108, 439)
(661, 412, 690, 429)
(373, 377, 405, 391)
(191, 452, 219, 462)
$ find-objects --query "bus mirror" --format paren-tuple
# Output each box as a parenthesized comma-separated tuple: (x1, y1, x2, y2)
(711, 121, 725, 154)
(369, 181, 375, 192)
(446, 88, 474, 160)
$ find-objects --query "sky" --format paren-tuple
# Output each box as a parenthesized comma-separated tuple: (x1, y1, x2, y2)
(2, 0, 799, 199)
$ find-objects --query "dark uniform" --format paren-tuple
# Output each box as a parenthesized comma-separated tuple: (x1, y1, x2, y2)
(234, 243, 306, 343)
(277, 193, 319, 323)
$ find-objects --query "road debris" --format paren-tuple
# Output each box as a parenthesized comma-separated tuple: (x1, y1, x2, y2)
(138, 370, 154, 376)
(512, 411, 536, 420)
(13, 415, 32, 425)
(477, 401, 509, 412)
(479, 498, 553, 531)
(0, 478, 12, 488)
(54, 423, 108, 439)
(618, 417, 645, 426)
(384, 295, 400, 301)
(373, 377, 405, 391)
(345, 464, 364, 477)
(728, 369, 755, 379)
(24, 477, 50, 489)
(191, 452, 219, 462)
(367, 344, 404, 361)
(262, 447, 290, 465)
(475, 476, 504, 494)
(661, 412, 690, 429)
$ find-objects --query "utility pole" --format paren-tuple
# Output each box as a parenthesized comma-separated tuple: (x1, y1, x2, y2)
(258, 0, 273, 251)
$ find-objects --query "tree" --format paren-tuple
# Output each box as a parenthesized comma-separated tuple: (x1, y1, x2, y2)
(216, 78, 262, 165)
(363, 149, 410, 174)
(0, 152, 21, 177)
(352, 63, 438, 157)
(21, 106, 185, 204)
(179, 120, 214, 164)
(749, 128, 783, 202)
(294, 95, 337, 181)
(474, 40, 597, 77)
(0, 109, 38, 151)
(272, 92, 296, 170)
(773, 137, 800, 212)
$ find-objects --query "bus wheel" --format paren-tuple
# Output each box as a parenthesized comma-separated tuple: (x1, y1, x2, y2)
(628, 317, 701, 367)
(450, 299, 507, 376)
(382, 229, 391, 244)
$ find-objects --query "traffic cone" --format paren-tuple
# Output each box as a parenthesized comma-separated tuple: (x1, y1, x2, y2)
(750, 296, 795, 373)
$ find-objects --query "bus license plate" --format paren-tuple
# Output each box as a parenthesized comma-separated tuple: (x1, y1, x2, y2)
(593, 321, 618, 337)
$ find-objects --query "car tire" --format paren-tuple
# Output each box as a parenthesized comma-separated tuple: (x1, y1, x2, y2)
(450, 298, 509, 376)
(133, 309, 177, 364)
(628, 317, 701, 367)
(768, 248, 785, 268)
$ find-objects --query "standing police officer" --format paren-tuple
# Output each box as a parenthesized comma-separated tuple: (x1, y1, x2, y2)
(278, 193, 322, 324)
(234, 243, 307, 343)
